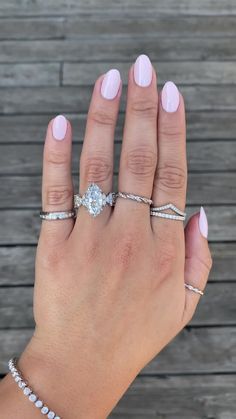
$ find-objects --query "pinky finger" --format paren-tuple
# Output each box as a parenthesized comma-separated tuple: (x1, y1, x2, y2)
(182, 207, 213, 325)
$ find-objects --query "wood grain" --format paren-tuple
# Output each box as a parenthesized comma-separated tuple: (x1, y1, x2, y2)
(1, 17, 236, 40)
(0, 63, 60, 87)
(0, 0, 236, 16)
(110, 376, 236, 418)
(1, 38, 236, 63)
(63, 61, 236, 86)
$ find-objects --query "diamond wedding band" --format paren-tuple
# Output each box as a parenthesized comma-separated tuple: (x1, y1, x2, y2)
(150, 203, 186, 221)
(39, 210, 76, 220)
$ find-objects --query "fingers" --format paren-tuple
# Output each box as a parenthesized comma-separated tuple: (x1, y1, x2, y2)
(76, 69, 121, 225)
(182, 207, 212, 325)
(115, 55, 158, 220)
(151, 82, 187, 233)
(41, 115, 74, 242)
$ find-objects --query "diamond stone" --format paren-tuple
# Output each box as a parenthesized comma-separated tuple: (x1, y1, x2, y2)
(41, 406, 49, 415)
(82, 183, 106, 217)
(35, 400, 43, 408)
(48, 411, 55, 418)
(29, 393, 37, 402)
(23, 387, 31, 396)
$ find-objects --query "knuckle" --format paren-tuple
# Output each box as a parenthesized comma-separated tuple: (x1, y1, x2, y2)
(159, 124, 184, 141)
(46, 185, 73, 206)
(82, 155, 112, 183)
(113, 230, 140, 271)
(89, 109, 116, 127)
(130, 98, 158, 119)
(45, 149, 68, 166)
(156, 164, 186, 191)
(126, 147, 157, 179)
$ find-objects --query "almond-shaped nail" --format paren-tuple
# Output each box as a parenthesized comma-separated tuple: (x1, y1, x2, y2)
(161, 81, 180, 113)
(134, 54, 153, 87)
(101, 69, 121, 100)
(52, 115, 67, 140)
(199, 206, 208, 239)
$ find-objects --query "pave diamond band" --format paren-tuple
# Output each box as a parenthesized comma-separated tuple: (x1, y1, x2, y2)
(8, 358, 61, 418)
(74, 183, 116, 217)
(150, 203, 186, 221)
(39, 210, 76, 221)
(184, 283, 204, 296)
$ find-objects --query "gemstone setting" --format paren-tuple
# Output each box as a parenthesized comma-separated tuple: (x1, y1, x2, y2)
(74, 183, 116, 217)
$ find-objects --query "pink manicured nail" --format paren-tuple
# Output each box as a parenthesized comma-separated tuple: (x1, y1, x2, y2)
(199, 206, 208, 239)
(134, 54, 153, 87)
(52, 115, 67, 140)
(161, 81, 180, 113)
(101, 69, 121, 100)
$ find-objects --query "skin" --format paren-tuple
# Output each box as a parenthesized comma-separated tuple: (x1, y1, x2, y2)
(0, 60, 212, 419)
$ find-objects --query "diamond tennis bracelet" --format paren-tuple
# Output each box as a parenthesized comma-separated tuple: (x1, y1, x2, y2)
(8, 358, 61, 418)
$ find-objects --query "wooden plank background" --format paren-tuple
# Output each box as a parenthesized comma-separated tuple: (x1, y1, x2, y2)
(0, 1, 236, 417)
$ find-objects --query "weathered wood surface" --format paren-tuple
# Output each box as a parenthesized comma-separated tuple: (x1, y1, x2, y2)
(1, 243, 234, 286)
(2, 39, 236, 63)
(0, 0, 235, 416)
(0, 64, 60, 87)
(1, 86, 236, 115)
(110, 376, 236, 419)
(1, 327, 236, 375)
(0, 141, 235, 175)
(1, 61, 236, 87)
(63, 61, 236, 85)
(1, 174, 236, 207)
(1, 283, 235, 328)
(1, 17, 236, 40)
(0, 0, 236, 16)
(1, 112, 236, 142)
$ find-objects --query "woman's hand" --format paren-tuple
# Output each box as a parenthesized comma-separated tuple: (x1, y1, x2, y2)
(2, 55, 212, 419)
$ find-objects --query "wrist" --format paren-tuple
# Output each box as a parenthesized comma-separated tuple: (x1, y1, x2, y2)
(16, 333, 132, 419)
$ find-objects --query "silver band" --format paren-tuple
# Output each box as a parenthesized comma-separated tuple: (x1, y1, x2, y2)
(116, 192, 152, 205)
(40, 210, 76, 220)
(150, 203, 186, 221)
(74, 183, 116, 217)
(184, 283, 204, 296)
(8, 358, 61, 418)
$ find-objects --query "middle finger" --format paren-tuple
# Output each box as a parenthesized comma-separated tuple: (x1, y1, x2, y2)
(114, 55, 158, 220)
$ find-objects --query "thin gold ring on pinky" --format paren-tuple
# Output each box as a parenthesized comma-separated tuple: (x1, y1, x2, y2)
(116, 192, 153, 205)
(184, 283, 204, 296)
(39, 210, 76, 220)
(150, 203, 186, 221)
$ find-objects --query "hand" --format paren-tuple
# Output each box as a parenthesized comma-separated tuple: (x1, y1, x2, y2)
(1, 55, 212, 419)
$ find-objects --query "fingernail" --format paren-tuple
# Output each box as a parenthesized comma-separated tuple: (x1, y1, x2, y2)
(161, 81, 180, 113)
(199, 206, 208, 239)
(134, 54, 153, 87)
(52, 115, 67, 140)
(101, 69, 121, 100)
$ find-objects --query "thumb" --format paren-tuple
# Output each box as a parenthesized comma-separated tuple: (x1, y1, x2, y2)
(182, 207, 213, 325)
